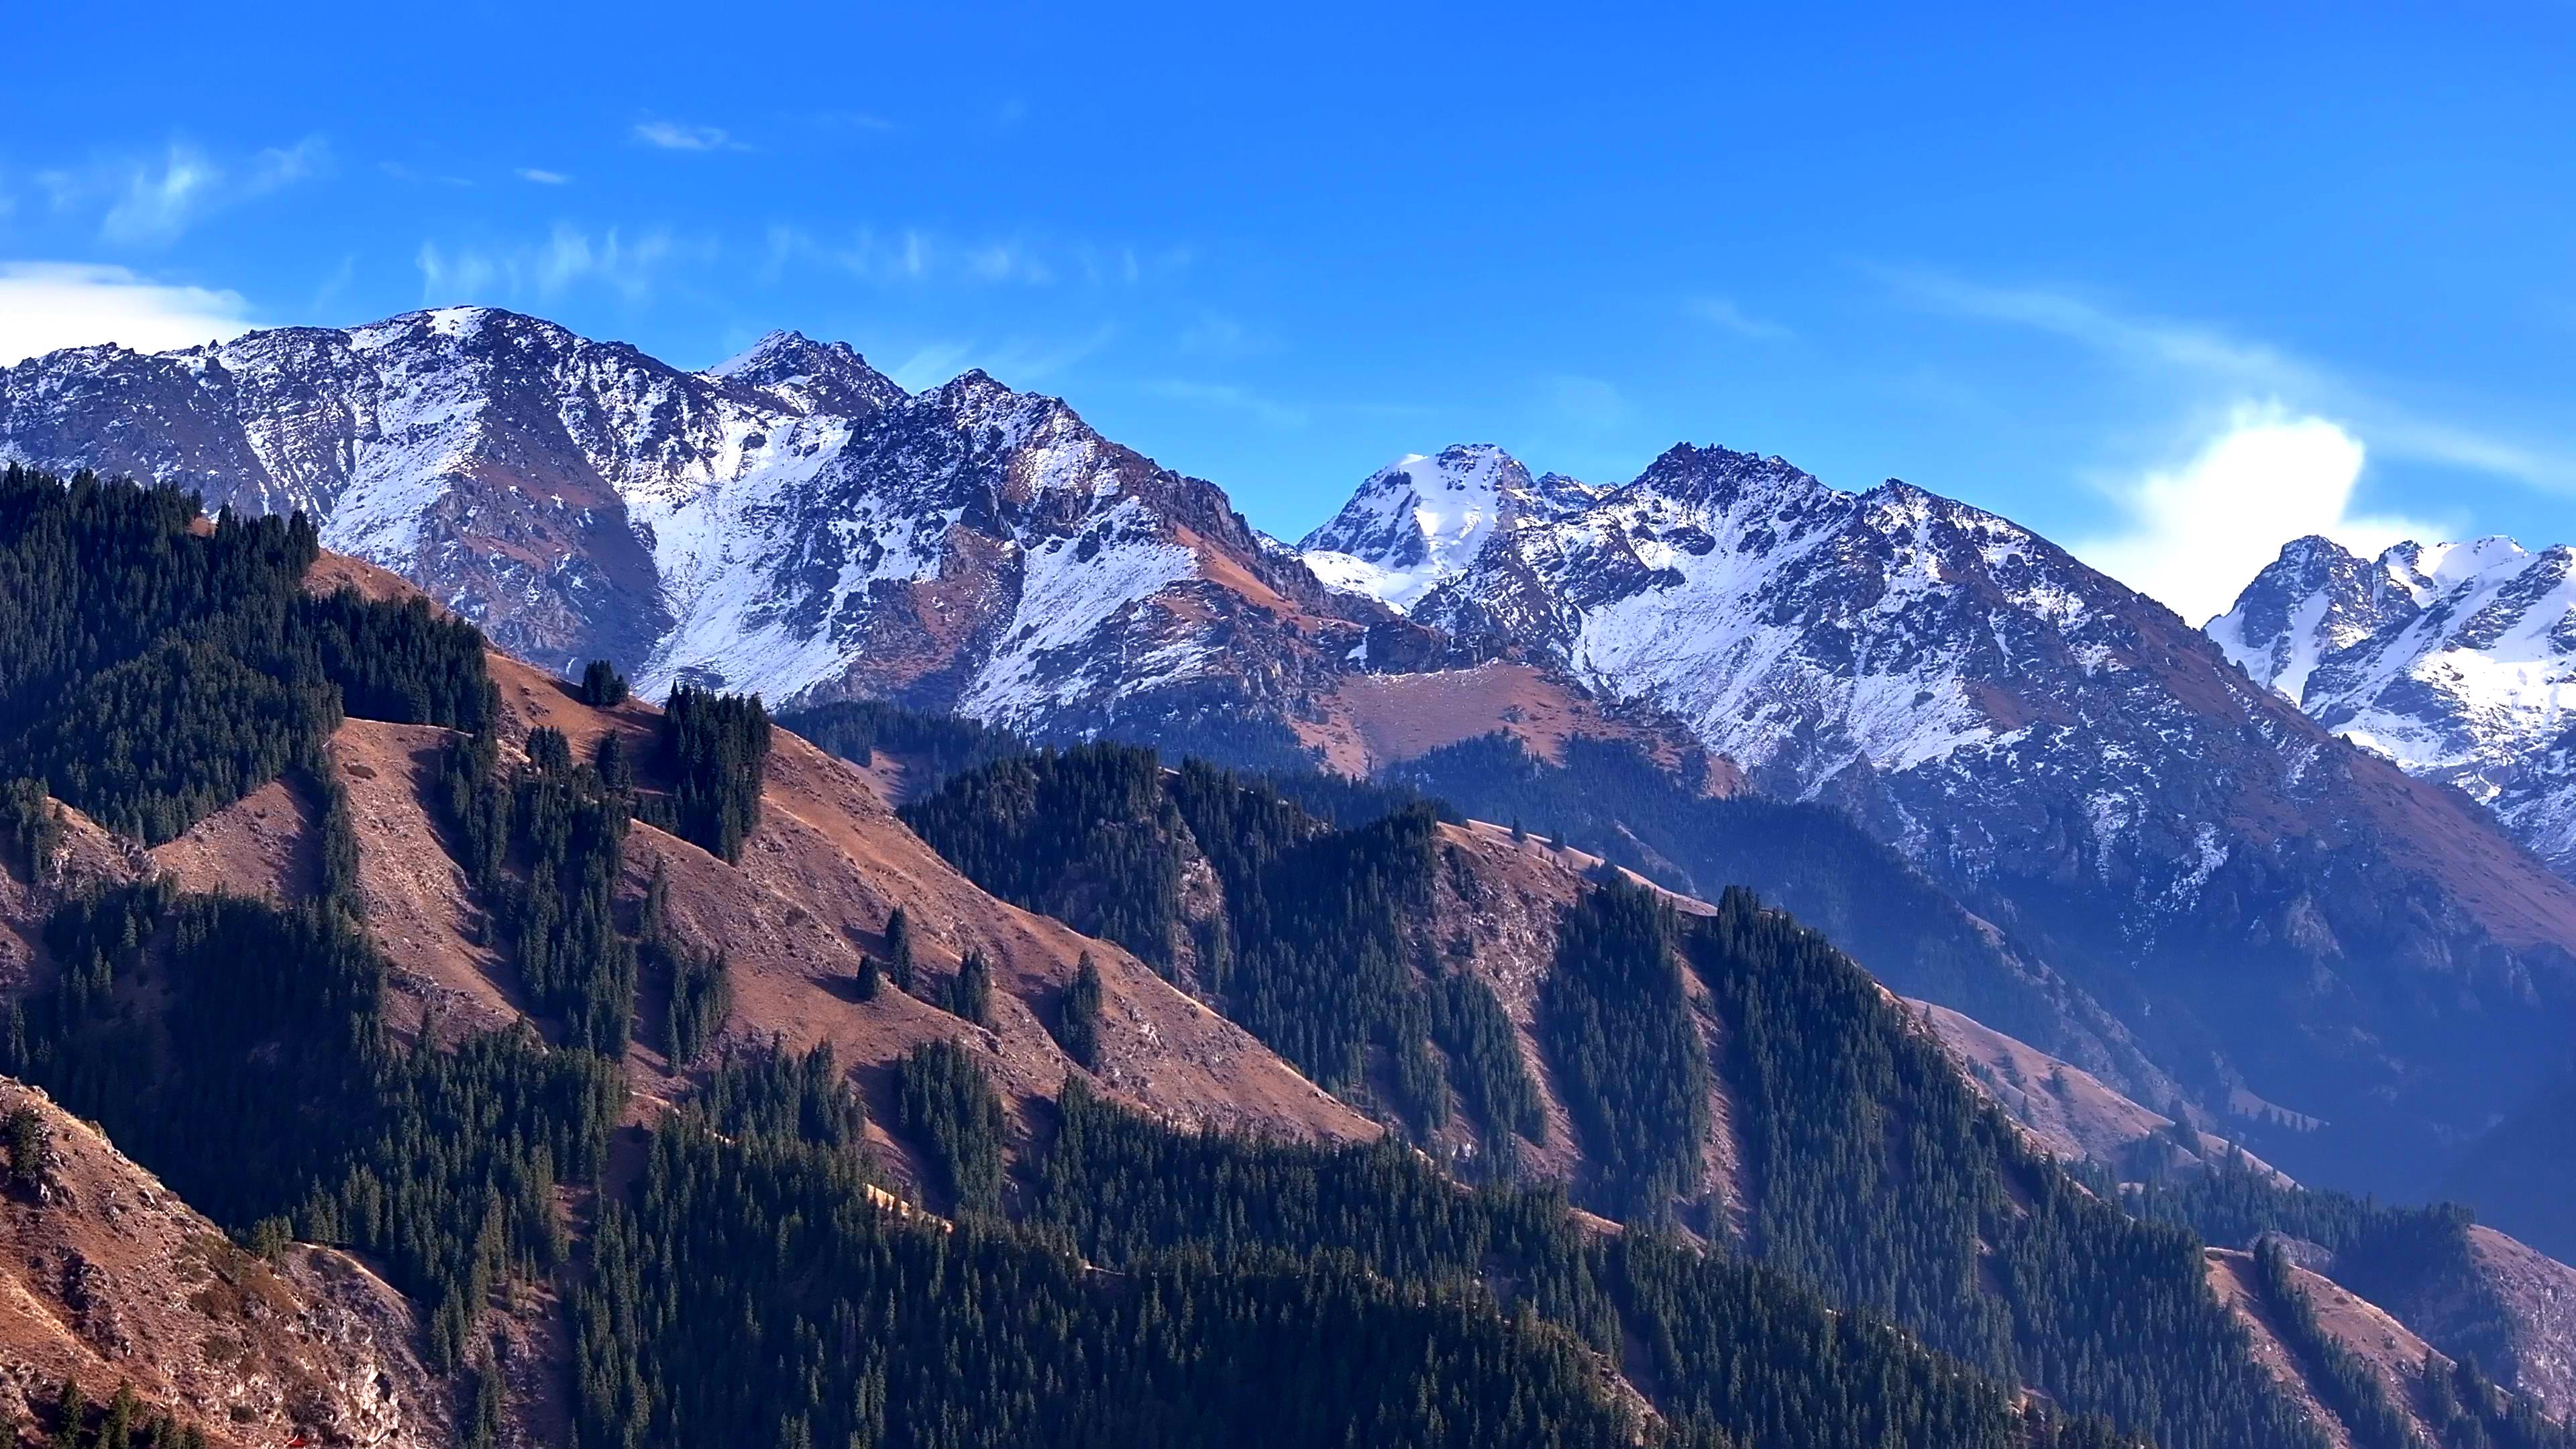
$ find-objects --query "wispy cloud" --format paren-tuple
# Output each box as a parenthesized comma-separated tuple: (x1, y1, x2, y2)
(515, 168, 571, 185)
(417, 223, 710, 305)
(884, 327, 1117, 391)
(39, 138, 330, 246)
(0, 262, 255, 365)
(1881, 266, 2576, 494)
(764, 225, 1179, 290)
(1141, 379, 1309, 429)
(1686, 295, 1792, 341)
(809, 110, 897, 133)
(379, 160, 470, 188)
(1549, 375, 1632, 431)
(1177, 310, 1268, 358)
(633, 120, 747, 152)
(2072, 402, 2449, 623)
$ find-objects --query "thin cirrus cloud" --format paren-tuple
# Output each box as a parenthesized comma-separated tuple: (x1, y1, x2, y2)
(1881, 265, 2576, 495)
(0, 261, 255, 366)
(1686, 295, 1793, 341)
(38, 138, 329, 247)
(884, 327, 1118, 392)
(515, 168, 572, 185)
(633, 121, 748, 153)
(1880, 264, 2570, 619)
(416, 223, 708, 305)
(762, 225, 1169, 290)
(1140, 379, 1309, 429)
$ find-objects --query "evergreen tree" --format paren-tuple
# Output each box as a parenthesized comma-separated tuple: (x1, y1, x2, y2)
(579, 659, 630, 708)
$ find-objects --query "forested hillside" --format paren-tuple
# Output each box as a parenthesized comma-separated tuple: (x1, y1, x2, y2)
(0, 468, 2563, 1449)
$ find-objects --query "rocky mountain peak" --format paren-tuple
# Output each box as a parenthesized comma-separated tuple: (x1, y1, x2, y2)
(2205, 534, 2412, 700)
(704, 327, 906, 419)
(1297, 443, 1605, 612)
(2207, 530, 2576, 876)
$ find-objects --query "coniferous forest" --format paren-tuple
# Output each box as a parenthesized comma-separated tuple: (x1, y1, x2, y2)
(0, 468, 2553, 1449)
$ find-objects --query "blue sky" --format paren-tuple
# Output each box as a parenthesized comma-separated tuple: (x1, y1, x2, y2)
(4, 1, 2571, 621)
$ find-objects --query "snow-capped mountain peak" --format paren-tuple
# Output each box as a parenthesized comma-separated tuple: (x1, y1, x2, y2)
(1298, 443, 1603, 612)
(2205, 535, 2422, 701)
(700, 328, 906, 419)
(2209, 531, 2576, 873)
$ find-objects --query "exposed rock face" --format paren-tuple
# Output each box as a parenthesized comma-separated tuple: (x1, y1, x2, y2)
(0, 313, 1405, 770)
(1307, 441, 2576, 1189)
(2212, 533, 2576, 877)
(17, 309, 2576, 1195)
(0, 1078, 448, 1448)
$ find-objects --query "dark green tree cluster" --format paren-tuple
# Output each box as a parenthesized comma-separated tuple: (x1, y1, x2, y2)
(1051, 951, 1104, 1068)
(1, 774, 61, 883)
(1428, 967, 1546, 1176)
(311, 758, 364, 920)
(3, 1102, 46, 1193)
(640, 863, 731, 1067)
(1167, 762, 1448, 1126)
(1682, 885, 2322, 1449)
(904, 746, 1543, 1150)
(1030, 1081, 2137, 1449)
(943, 947, 995, 1027)
(2245, 1240, 2419, 1449)
(3, 883, 623, 1373)
(1541, 881, 1711, 1223)
(21, 1378, 209, 1449)
(436, 729, 637, 1056)
(579, 658, 629, 708)
(881, 905, 918, 995)
(894, 1036, 1007, 1214)
(639, 685, 769, 863)
(295, 585, 495, 733)
(572, 1106, 1672, 1449)
(0, 467, 493, 845)
(778, 698, 1028, 796)
(899, 743, 1188, 969)
(1395, 733, 2125, 1071)
(698, 1043, 869, 1153)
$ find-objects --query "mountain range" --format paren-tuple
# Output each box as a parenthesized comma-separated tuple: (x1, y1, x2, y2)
(7, 308, 2576, 1213)
(3, 376, 2576, 1444)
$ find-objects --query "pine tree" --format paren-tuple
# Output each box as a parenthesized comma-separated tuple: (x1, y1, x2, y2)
(579, 659, 629, 708)
(1055, 952, 1104, 1068)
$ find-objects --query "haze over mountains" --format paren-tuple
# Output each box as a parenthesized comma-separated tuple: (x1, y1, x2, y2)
(8, 307, 2576, 1218)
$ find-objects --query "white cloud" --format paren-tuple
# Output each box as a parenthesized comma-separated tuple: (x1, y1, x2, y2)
(515, 168, 571, 185)
(633, 121, 744, 152)
(2072, 403, 2443, 625)
(0, 262, 254, 365)
(884, 327, 1116, 391)
(1686, 295, 1792, 341)
(1885, 266, 2576, 494)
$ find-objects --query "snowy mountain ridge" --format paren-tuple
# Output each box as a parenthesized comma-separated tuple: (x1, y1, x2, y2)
(0, 307, 1385, 753)
(11, 305, 2576, 1193)
(2209, 532, 2576, 873)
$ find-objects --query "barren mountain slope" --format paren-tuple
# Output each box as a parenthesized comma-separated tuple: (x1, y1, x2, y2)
(2208, 1248, 2446, 1449)
(0, 1079, 447, 1449)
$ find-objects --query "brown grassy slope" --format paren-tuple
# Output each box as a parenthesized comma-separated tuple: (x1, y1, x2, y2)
(474, 649, 1375, 1187)
(1302, 661, 1745, 788)
(1912, 998, 2291, 1182)
(1409, 818, 1746, 1232)
(2206, 1247, 2447, 1449)
(0, 1078, 448, 1449)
